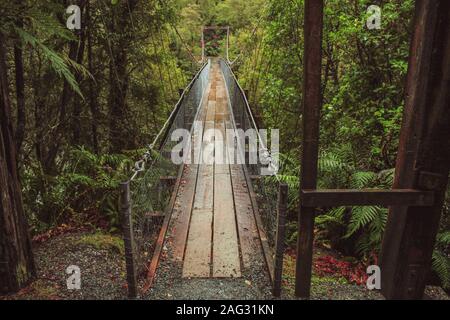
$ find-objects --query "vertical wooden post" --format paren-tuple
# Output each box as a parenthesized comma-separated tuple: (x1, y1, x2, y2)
(121, 181, 138, 298)
(295, 0, 324, 298)
(273, 183, 288, 297)
(380, 0, 450, 299)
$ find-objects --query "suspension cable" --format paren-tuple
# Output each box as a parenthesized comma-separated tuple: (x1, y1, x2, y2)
(171, 24, 203, 65)
(221, 59, 280, 180)
(130, 60, 209, 181)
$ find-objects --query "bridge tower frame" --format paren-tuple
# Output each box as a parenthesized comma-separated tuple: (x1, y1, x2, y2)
(201, 26, 231, 63)
(295, 0, 450, 300)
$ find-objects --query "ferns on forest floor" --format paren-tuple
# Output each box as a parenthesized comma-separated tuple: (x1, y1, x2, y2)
(22, 146, 135, 233)
(276, 151, 450, 289)
(433, 231, 450, 289)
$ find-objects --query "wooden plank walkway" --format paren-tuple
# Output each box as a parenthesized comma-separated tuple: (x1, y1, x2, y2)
(167, 61, 264, 279)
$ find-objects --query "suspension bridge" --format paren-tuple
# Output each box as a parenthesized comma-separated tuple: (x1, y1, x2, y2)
(123, 57, 280, 299)
(120, 0, 450, 301)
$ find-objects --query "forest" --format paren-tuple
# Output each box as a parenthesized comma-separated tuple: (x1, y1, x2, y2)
(0, 0, 449, 301)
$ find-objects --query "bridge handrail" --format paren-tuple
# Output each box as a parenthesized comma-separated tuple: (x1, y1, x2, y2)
(120, 60, 211, 297)
(129, 60, 210, 181)
(219, 58, 268, 153)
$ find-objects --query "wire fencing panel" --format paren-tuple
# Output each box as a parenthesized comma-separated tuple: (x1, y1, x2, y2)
(122, 61, 210, 297)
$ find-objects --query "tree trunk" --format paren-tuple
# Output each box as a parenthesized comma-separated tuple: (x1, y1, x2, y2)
(72, 1, 87, 146)
(87, 0, 99, 153)
(72, 29, 86, 146)
(108, 0, 138, 153)
(14, 32, 26, 157)
(0, 32, 35, 294)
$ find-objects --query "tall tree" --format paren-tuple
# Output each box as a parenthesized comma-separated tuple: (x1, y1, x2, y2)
(108, 0, 139, 153)
(0, 31, 35, 294)
(14, 2, 26, 157)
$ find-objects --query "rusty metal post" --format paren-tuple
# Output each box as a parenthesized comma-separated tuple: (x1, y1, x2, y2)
(380, 0, 450, 299)
(273, 183, 288, 297)
(120, 181, 138, 298)
(295, 0, 324, 298)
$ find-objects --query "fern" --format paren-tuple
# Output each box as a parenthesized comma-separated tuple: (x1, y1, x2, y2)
(15, 28, 84, 98)
(275, 174, 299, 189)
(350, 171, 377, 189)
(319, 152, 351, 173)
(28, 6, 75, 41)
(436, 231, 450, 246)
(377, 168, 395, 188)
(315, 214, 345, 226)
(345, 206, 383, 238)
(432, 250, 450, 289)
(328, 206, 346, 220)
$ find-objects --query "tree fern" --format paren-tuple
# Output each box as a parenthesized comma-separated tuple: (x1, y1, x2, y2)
(432, 250, 450, 289)
(436, 231, 450, 246)
(315, 213, 345, 227)
(377, 168, 395, 188)
(350, 171, 377, 189)
(319, 151, 352, 173)
(345, 206, 383, 238)
(15, 28, 84, 98)
(28, 6, 75, 41)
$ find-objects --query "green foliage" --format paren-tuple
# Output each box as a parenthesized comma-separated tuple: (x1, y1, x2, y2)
(433, 229, 450, 289)
(432, 249, 450, 290)
(15, 25, 84, 98)
(316, 152, 392, 257)
(2, 0, 448, 293)
(76, 232, 125, 255)
(22, 147, 133, 232)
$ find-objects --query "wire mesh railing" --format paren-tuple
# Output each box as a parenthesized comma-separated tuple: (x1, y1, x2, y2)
(219, 59, 280, 247)
(121, 60, 210, 298)
(219, 59, 286, 295)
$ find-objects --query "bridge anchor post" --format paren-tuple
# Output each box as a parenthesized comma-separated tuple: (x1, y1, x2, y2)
(273, 183, 288, 297)
(120, 181, 138, 299)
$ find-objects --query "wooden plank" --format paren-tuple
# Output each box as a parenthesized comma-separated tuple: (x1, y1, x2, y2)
(230, 164, 260, 269)
(169, 65, 213, 262)
(220, 67, 275, 281)
(182, 165, 214, 278)
(209, 80, 217, 100)
(182, 75, 216, 277)
(212, 82, 240, 277)
(301, 189, 435, 207)
(205, 101, 216, 121)
(213, 172, 241, 277)
(182, 209, 213, 278)
(214, 121, 228, 167)
(170, 164, 198, 262)
(225, 118, 260, 270)
(193, 165, 214, 209)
